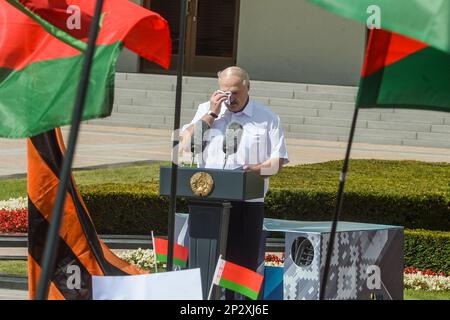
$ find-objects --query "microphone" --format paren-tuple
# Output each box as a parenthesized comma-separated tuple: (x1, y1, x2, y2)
(222, 122, 243, 169)
(190, 120, 210, 166)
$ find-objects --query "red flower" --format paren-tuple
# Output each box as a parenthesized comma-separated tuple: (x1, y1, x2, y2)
(0, 208, 28, 233)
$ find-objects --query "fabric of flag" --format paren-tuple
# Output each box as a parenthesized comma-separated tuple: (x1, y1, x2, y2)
(0, 0, 171, 138)
(213, 258, 264, 300)
(306, 0, 450, 113)
(356, 29, 450, 112)
(27, 128, 147, 300)
(306, 0, 450, 55)
(153, 237, 189, 267)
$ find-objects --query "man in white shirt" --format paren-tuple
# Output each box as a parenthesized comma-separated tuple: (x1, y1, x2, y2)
(180, 66, 289, 299)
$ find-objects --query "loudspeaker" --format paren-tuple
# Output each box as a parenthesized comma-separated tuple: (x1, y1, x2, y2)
(276, 221, 404, 300)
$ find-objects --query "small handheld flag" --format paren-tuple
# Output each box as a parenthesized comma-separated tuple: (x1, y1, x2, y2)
(209, 255, 263, 300)
(151, 231, 189, 269)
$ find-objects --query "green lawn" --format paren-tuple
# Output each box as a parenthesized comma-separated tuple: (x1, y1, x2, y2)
(404, 289, 450, 300)
(0, 260, 448, 300)
(1, 159, 450, 200)
(0, 260, 28, 276)
(0, 161, 169, 200)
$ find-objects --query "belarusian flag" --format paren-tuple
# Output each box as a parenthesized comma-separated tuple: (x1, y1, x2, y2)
(153, 237, 189, 267)
(212, 257, 263, 300)
(306, 0, 450, 54)
(357, 29, 450, 112)
(306, 0, 450, 112)
(0, 0, 171, 138)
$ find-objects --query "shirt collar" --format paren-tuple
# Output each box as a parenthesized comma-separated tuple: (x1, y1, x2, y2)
(218, 98, 254, 118)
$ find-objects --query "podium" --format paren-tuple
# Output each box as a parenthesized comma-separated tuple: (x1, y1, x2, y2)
(159, 166, 265, 299)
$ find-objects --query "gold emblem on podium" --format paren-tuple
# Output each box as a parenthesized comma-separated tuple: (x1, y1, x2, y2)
(190, 172, 214, 197)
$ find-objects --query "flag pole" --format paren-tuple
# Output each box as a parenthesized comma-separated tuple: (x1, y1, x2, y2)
(167, 0, 188, 272)
(35, 0, 105, 300)
(207, 255, 222, 300)
(319, 107, 360, 300)
(151, 231, 158, 273)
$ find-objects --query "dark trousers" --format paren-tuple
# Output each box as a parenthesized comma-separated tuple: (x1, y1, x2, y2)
(225, 201, 265, 300)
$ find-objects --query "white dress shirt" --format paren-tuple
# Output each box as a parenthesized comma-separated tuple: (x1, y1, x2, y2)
(182, 98, 289, 202)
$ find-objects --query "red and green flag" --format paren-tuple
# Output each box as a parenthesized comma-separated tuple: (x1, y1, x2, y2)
(0, 0, 171, 138)
(212, 257, 264, 300)
(153, 236, 189, 268)
(306, 0, 450, 55)
(357, 29, 450, 112)
(306, 0, 450, 112)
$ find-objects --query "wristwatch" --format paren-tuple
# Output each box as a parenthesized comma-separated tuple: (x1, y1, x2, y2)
(207, 110, 219, 119)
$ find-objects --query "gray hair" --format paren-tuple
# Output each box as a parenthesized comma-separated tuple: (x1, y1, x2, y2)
(217, 66, 250, 89)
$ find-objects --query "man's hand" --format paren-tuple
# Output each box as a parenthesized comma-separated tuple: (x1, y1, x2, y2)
(242, 164, 261, 175)
(179, 90, 229, 154)
(243, 158, 285, 177)
(179, 132, 192, 153)
(209, 90, 228, 115)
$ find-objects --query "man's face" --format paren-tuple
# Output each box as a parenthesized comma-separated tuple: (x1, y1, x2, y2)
(218, 75, 249, 112)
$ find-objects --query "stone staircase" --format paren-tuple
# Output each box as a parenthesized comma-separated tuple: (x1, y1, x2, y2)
(88, 73, 450, 149)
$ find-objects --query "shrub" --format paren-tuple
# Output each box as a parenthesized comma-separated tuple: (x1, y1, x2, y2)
(80, 183, 188, 235)
(404, 229, 450, 274)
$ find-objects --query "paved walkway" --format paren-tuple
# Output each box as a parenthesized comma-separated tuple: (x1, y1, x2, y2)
(1, 124, 449, 177)
(0, 289, 28, 300)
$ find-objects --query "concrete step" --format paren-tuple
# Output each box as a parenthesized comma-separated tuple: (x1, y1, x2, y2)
(132, 92, 209, 109)
(303, 117, 368, 128)
(318, 109, 381, 121)
(285, 131, 339, 141)
(289, 124, 351, 136)
(354, 127, 418, 139)
(417, 131, 450, 141)
(120, 72, 311, 92)
(392, 108, 450, 118)
(343, 134, 403, 146)
(90, 114, 193, 130)
(115, 80, 174, 92)
(380, 112, 445, 125)
(270, 106, 319, 117)
(108, 73, 450, 149)
(269, 97, 331, 109)
(123, 72, 177, 83)
(367, 120, 431, 133)
(288, 124, 418, 140)
(294, 90, 356, 103)
(116, 104, 196, 117)
(306, 84, 358, 95)
(431, 124, 450, 134)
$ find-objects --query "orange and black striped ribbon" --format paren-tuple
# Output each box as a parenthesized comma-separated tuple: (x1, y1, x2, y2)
(27, 128, 146, 300)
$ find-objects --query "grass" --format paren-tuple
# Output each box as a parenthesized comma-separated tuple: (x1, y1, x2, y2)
(0, 161, 169, 200)
(1, 159, 450, 200)
(404, 289, 450, 300)
(0, 260, 448, 300)
(0, 260, 27, 276)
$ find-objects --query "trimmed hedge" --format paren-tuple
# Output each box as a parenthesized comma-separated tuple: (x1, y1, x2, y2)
(78, 160, 450, 272)
(80, 184, 450, 273)
(404, 229, 450, 273)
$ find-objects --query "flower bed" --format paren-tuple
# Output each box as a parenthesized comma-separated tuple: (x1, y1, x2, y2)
(116, 248, 164, 270)
(0, 197, 27, 211)
(404, 267, 450, 292)
(0, 197, 28, 233)
(264, 253, 285, 267)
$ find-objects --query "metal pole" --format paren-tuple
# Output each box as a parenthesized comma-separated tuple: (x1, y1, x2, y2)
(35, 0, 105, 300)
(167, 0, 188, 271)
(319, 107, 360, 300)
